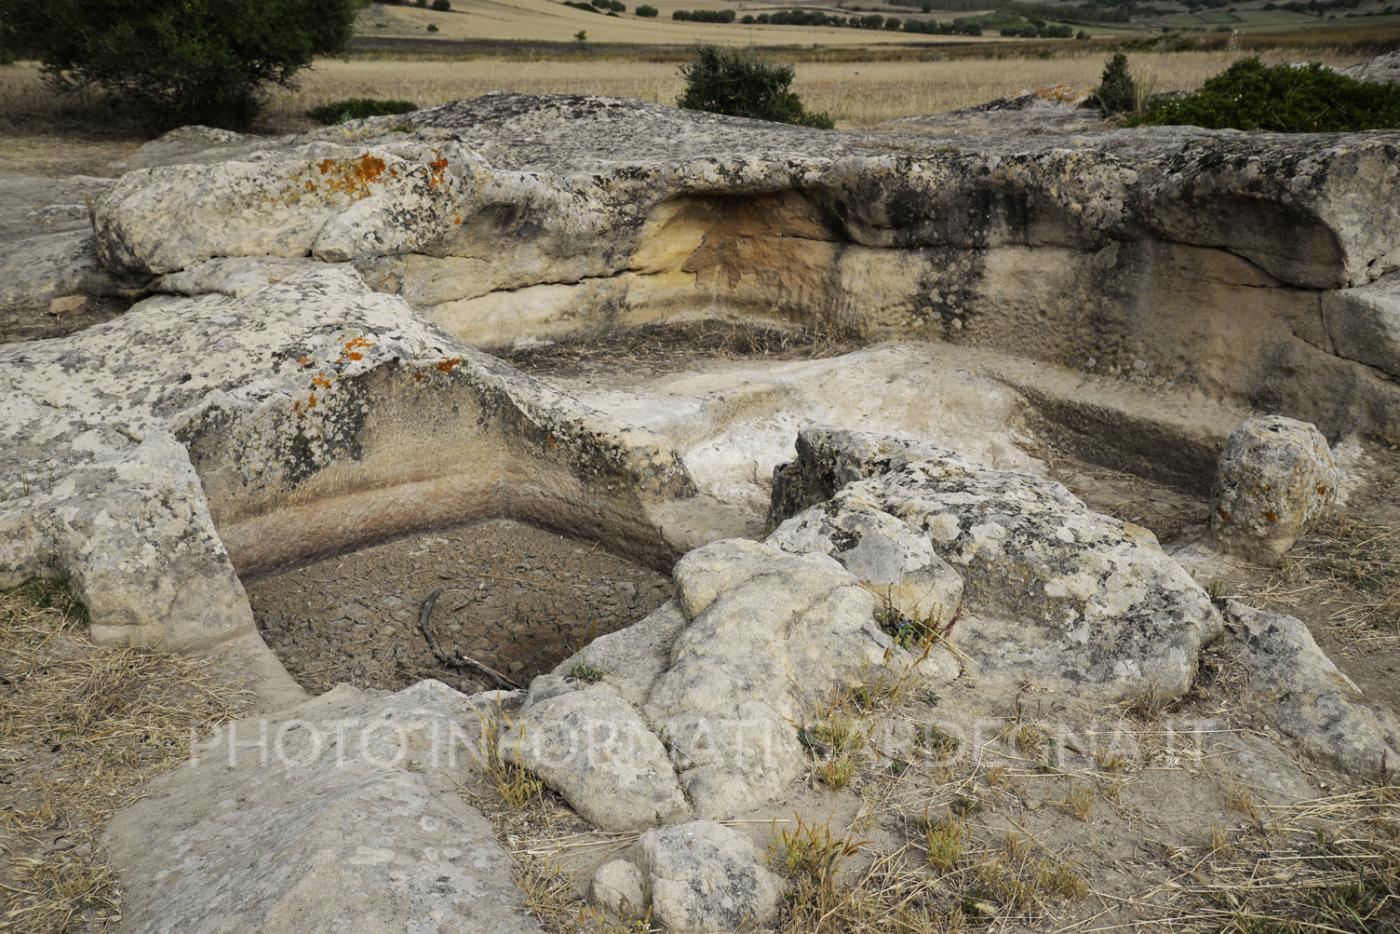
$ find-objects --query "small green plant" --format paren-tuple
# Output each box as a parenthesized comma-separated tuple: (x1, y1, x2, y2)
(1134, 58, 1400, 132)
(575, 29, 588, 41)
(635, 3, 657, 14)
(769, 815, 866, 884)
(677, 44, 834, 129)
(567, 661, 606, 684)
(818, 755, 856, 789)
(5, 576, 90, 626)
(307, 98, 417, 125)
(431, 0, 451, 9)
(922, 811, 968, 873)
(1094, 52, 1139, 115)
(482, 715, 545, 810)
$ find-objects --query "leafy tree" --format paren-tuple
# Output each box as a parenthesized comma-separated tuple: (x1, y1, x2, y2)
(677, 45, 834, 129)
(636, 3, 659, 14)
(432, 0, 451, 9)
(0, 0, 358, 131)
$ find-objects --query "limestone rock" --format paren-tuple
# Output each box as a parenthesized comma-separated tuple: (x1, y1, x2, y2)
(635, 821, 783, 933)
(104, 680, 541, 933)
(74, 94, 1400, 441)
(503, 676, 690, 831)
(1209, 416, 1340, 563)
(769, 491, 965, 626)
(1322, 272, 1400, 378)
(552, 601, 688, 708)
(0, 230, 116, 311)
(650, 539, 954, 817)
(1339, 49, 1400, 85)
(772, 428, 1223, 697)
(589, 859, 647, 920)
(0, 265, 694, 647)
(1224, 602, 1400, 780)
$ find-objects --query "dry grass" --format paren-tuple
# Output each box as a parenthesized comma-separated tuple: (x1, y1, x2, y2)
(1240, 515, 1400, 645)
(0, 580, 248, 931)
(0, 46, 1362, 147)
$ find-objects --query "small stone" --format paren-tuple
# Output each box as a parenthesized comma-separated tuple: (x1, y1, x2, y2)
(47, 294, 89, 316)
(636, 821, 783, 934)
(1209, 416, 1340, 564)
(589, 859, 645, 920)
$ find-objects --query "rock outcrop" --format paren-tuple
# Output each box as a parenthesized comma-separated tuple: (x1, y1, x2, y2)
(1209, 416, 1340, 564)
(771, 428, 1223, 696)
(5, 94, 1388, 441)
(0, 265, 693, 648)
(104, 680, 541, 933)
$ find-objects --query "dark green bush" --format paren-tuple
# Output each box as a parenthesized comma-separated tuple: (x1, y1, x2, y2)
(636, 3, 659, 14)
(432, 0, 451, 8)
(1094, 52, 1139, 115)
(672, 8, 737, 21)
(677, 45, 834, 129)
(0, 0, 357, 131)
(307, 98, 418, 125)
(1134, 58, 1400, 132)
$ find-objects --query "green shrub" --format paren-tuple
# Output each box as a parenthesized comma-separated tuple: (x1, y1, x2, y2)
(1134, 58, 1400, 132)
(307, 98, 418, 125)
(0, 0, 357, 131)
(432, 0, 451, 8)
(636, 3, 659, 13)
(677, 45, 834, 129)
(1094, 52, 1139, 114)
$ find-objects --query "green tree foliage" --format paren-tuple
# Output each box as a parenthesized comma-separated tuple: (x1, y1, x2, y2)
(677, 45, 834, 129)
(1136, 58, 1400, 132)
(636, 3, 659, 14)
(1094, 53, 1138, 115)
(0, 0, 358, 131)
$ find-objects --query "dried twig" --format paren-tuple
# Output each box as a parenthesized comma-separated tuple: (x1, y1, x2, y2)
(417, 589, 520, 690)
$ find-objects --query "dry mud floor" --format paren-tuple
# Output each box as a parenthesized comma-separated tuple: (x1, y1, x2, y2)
(245, 518, 673, 695)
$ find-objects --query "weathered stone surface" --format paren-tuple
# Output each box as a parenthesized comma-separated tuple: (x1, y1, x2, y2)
(0, 264, 694, 647)
(651, 538, 955, 817)
(502, 675, 691, 831)
(772, 428, 1223, 696)
(1224, 602, 1400, 780)
(589, 859, 647, 920)
(79, 94, 1400, 440)
(552, 601, 689, 708)
(105, 680, 541, 933)
(1323, 272, 1400, 378)
(768, 494, 964, 626)
(635, 821, 783, 933)
(1209, 416, 1340, 563)
(0, 230, 117, 311)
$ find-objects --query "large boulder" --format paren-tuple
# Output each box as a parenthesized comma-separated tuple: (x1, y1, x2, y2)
(771, 429, 1223, 697)
(104, 680, 541, 933)
(1322, 272, 1400, 378)
(1208, 416, 1340, 563)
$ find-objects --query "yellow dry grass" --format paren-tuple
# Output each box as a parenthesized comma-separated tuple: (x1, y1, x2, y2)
(359, 0, 997, 47)
(0, 582, 249, 931)
(263, 47, 1354, 127)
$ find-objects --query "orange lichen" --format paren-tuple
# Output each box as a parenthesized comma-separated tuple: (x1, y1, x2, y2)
(344, 336, 374, 350)
(294, 399, 303, 414)
(296, 355, 313, 367)
(317, 154, 389, 198)
(312, 373, 333, 388)
(454, 215, 463, 225)
(427, 151, 449, 188)
(346, 351, 364, 362)
(318, 158, 335, 175)
(303, 180, 317, 192)
(435, 357, 463, 373)
(1262, 510, 1279, 523)
(1217, 507, 1231, 521)
(307, 393, 318, 409)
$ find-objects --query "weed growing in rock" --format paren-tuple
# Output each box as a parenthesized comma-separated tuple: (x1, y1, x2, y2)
(921, 811, 968, 873)
(567, 661, 606, 684)
(482, 715, 546, 810)
(769, 815, 867, 909)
